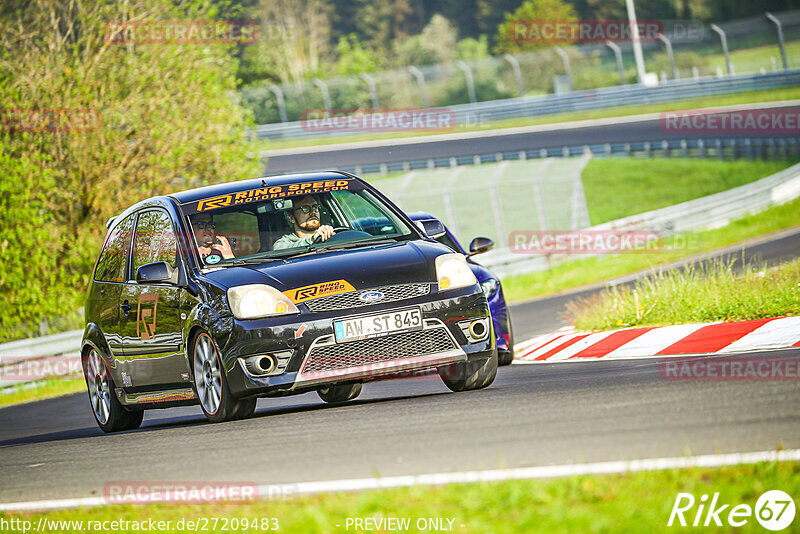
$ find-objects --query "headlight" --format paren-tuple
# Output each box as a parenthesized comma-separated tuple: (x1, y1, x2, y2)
(227, 284, 299, 320)
(435, 253, 477, 292)
(480, 278, 499, 298)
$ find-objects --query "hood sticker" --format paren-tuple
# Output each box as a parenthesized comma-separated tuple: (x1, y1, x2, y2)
(294, 324, 307, 339)
(283, 279, 356, 303)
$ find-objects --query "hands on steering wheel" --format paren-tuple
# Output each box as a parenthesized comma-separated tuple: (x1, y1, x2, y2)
(311, 226, 349, 244)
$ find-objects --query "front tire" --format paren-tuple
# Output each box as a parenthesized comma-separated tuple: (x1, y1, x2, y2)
(83, 349, 144, 433)
(317, 382, 362, 403)
(498, 319, 515, 366)
(192, 332, 255, 422)
(438, 350, 498, 392)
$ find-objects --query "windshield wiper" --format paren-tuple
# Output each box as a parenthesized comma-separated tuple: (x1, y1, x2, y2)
(314, 238, 397, 252)
(215, 248, 312, 266)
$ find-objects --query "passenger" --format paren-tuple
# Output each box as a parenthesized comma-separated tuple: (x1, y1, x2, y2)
(273, 194, 336, 250)
(192, 213, 234, 261)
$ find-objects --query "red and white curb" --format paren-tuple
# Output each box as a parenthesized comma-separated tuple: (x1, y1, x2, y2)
(514, 317, 800, 363)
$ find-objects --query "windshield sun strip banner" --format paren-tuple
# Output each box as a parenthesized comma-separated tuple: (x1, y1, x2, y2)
(184, 179, 362, 214)
(283, 280, 356, 303)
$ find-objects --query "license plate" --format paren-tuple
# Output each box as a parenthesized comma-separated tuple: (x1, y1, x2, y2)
(333, 308, 423, 343)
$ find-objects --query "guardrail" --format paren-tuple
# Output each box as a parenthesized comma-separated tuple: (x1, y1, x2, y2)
(340, 136, 800, 176)
(478, 160, 800, 278)
(254, 70, 800, 141)
(0, 330, 82, 389)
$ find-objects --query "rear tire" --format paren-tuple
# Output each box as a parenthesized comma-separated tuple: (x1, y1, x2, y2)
(192, 332, 255, 422)
(83, 348, 144, 433)
(438, 350, 498, 392)
(317, 383, 362, 403)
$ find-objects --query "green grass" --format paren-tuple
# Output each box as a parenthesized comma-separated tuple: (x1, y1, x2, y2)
(502, 194, 800, 303)
(707, 41, 800, 74)
(0, 379, 84, 408)
(260, 86, 800, 152)
(582, 159, 797, 225)
(568, 256, 800, 331)
(3, 461, 797, 532)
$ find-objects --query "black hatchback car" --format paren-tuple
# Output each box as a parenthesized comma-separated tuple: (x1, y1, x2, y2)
(82, 172, 497, 432)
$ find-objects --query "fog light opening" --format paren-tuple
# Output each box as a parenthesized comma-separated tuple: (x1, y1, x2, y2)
(469, 319, 487, 340)
(245, 354, 276, 376)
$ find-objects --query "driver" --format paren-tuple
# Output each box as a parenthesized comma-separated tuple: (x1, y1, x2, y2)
(273, 194, 336, 250)
(192, 213, 235, 261)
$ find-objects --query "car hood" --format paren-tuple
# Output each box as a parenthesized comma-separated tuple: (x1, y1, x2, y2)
(200, 239, 453, 292)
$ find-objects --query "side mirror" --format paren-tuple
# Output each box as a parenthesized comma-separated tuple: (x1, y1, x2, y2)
(468, 236, 494, 256)
(136, 261, 175, 284)
(416, 219, 446, 239)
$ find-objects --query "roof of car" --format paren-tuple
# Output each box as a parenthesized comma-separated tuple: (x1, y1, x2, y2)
(167, 171, 357, 204)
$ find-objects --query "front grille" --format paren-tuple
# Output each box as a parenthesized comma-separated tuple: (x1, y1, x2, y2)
(304, 283, 430, 312)
(301, 328, 456, 374)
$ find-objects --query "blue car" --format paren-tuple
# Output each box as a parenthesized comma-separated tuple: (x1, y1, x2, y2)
(407, 213, 514, 366)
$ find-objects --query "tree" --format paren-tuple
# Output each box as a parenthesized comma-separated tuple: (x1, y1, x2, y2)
(247, 0, 334, 84)
(0, 0, 258, 339)
(393, 13, 458, 66)
(335, 34, 385, 75)
(494, 0, 578, 54)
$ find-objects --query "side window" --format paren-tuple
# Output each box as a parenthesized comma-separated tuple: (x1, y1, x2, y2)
(133, 210, 177, 277)
(94, 214, 134, 282)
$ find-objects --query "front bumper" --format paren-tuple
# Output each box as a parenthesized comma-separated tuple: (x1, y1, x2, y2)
(221, 285, 493, 397)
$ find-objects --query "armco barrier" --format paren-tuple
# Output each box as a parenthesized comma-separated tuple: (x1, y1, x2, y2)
(3, 161, 800, 384)
(254, 70, 800, 141)
(0, 330, 82, 389)
(338, 137, 800, 176)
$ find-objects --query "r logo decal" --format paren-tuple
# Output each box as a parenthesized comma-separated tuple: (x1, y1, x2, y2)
(197, 194, 232, 211)
(137, 294, 158, 340)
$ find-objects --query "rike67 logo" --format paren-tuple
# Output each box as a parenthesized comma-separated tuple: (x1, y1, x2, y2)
(668, 490, 795, 530)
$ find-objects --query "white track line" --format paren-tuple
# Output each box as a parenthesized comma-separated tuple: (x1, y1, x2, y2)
(3, 449, 799, 512)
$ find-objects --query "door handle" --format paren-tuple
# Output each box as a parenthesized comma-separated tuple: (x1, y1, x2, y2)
(120, 300, 131, 316)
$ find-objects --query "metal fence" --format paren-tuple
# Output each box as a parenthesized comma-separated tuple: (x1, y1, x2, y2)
(254, 69, 800, 141)
(244, 10, 800, 131)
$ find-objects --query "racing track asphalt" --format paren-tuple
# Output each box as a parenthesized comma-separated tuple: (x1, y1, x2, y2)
(1, 349, 799, 504)
(0, 229, 798, 506)
(262, 104, 800, 173)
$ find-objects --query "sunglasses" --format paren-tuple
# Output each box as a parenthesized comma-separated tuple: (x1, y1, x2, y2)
(294, 203, 321, 214)
(195, 221, 216, 230)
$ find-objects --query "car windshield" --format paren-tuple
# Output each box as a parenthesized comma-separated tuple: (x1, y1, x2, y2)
(181, 180, 415, 266)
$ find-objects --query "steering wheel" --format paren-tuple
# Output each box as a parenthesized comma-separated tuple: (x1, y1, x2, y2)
(312, 227, 370, 244)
